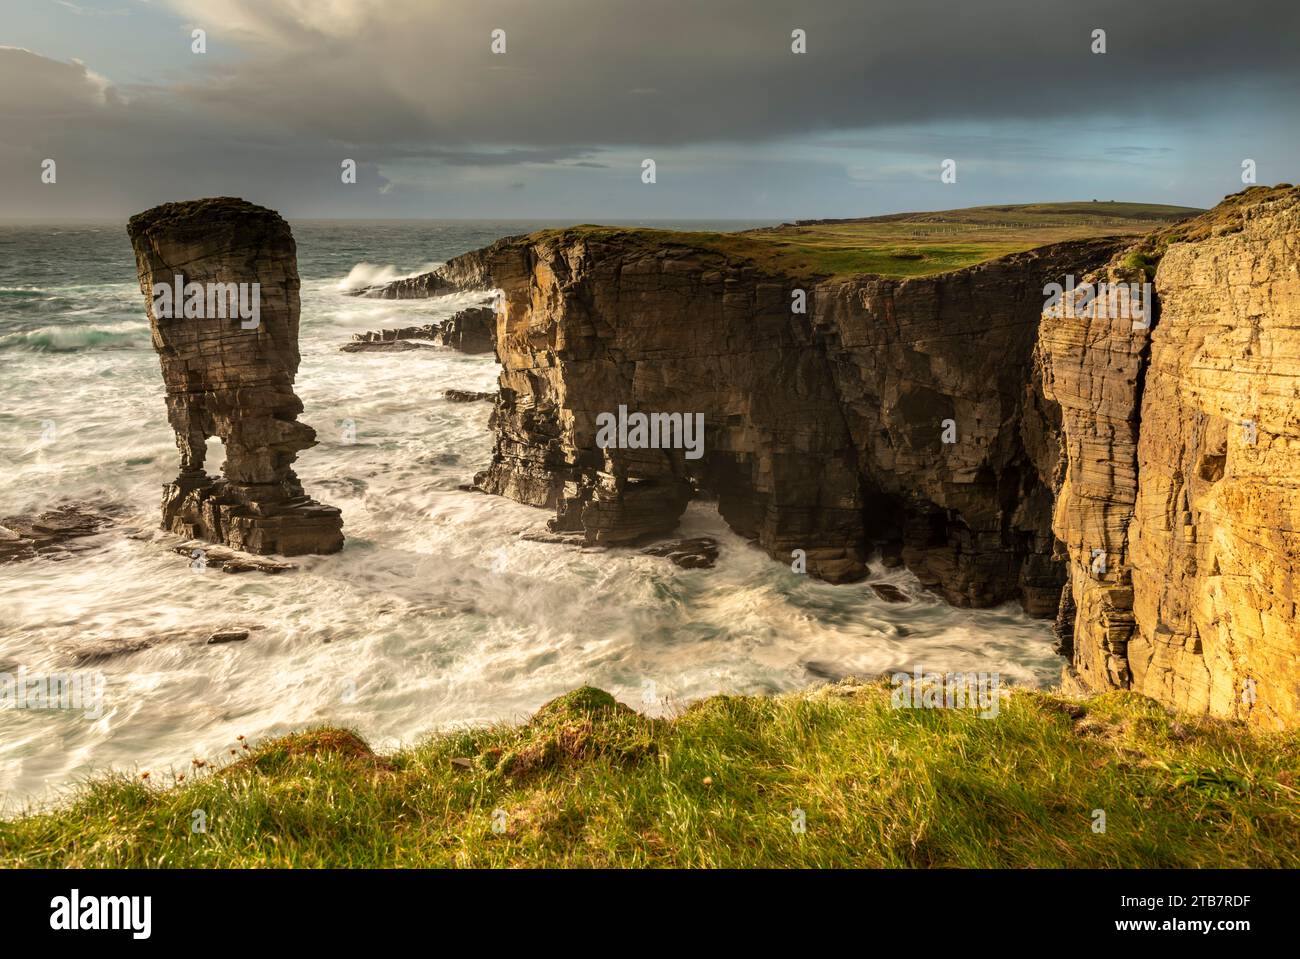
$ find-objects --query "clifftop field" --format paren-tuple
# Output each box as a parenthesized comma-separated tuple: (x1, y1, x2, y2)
(542, 201, 1203, 281)
(3, 682, 1296, 868)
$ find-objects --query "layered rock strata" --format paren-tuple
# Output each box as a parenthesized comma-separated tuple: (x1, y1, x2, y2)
(451, 230, 1116, 597)
(1042, 187, 1300, 727)
(128, 197, 343, 556)
(435, 306, 495, 353)
(1037, 258, 1151, 691)
(350, 252, 494, 299)
(341, 306, 496, 355)
(341, 325, 439, 352)
(0, 504, 117, 563)
(423, 190, 1298, 726)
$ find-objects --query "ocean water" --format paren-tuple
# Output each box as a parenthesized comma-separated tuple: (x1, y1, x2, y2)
(0, 219, 1061, 811)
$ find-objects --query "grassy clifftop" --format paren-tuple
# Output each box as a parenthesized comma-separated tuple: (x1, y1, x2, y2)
(536, 200, 1202, 282)
(2, 681, 1296, 868)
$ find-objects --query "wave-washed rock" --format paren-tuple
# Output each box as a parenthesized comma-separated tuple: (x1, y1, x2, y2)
(70, 624, 265, 665)
(0, 504, 120, 563)
(444, 390, 495, 403)
(127, 198, 344, 557)
(340, 307, 496, 355)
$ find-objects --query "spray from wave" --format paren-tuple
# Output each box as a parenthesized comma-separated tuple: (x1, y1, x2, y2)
(334, 261, 443, 293)
(0, 320, 150, 352)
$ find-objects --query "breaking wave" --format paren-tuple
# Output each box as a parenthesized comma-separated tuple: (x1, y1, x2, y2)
(334, 261, 444, 292)
(0, 320, 149, 352)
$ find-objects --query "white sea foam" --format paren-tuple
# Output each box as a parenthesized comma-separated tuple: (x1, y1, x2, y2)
(334, 261, 444, 292)
(0, 320, 149, 352)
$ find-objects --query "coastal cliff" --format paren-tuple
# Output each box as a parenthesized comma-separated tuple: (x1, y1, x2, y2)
(450, 233, 1118, 606)
(1043, 187, 1300, 728)
(384, 188, 1299, 727)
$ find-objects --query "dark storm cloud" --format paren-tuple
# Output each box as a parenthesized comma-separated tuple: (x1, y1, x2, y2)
(375, 147, 606, 166)
(160, 0, 1300, 148)
(2, 0, 1297, 217)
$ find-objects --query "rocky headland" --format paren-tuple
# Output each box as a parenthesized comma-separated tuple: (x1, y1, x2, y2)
(1041, 187, 1300, 728)
(367, 187, 1300, 728)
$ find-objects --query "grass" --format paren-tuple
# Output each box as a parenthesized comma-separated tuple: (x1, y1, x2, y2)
(534, 200, 1203, 282)
(1117, 184, 1297, 277)
(2, 681, 1297, 868)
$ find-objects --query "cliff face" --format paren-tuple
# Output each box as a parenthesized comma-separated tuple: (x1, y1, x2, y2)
(1044, 187, 1300, 728)
(381, 188, 1299, 727)
(1037, 257, 1150, 693)
(463, 231, 1118, 606)
(811, 242, 1117, 610)
(128, 197, 344, 556)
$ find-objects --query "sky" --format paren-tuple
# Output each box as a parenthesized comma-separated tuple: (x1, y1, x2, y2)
(1, 0, 1298, 220)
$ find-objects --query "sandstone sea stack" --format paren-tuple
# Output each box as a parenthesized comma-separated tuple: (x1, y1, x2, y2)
(128, 197, 343, 556)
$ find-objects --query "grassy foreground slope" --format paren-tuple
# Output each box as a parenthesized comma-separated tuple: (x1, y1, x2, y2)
(545, 200, 1202, 281)
(2, 682, 1296, 868)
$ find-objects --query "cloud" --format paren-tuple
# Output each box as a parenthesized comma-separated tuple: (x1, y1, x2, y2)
(53, 1, 132, 16)
(0, 47, 124, 117)
(1, 1, 1297, 218)
(377, 146, 606, 166)
(153, 0, 1300, 148)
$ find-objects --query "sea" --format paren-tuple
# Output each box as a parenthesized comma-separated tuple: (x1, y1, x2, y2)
(0, 218, 1062, 812)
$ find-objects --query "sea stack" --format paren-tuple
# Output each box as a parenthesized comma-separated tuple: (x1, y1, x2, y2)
(128, 197, 343, 556)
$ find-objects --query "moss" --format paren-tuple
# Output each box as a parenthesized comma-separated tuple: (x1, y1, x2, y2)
(1122, 249, 1159, 279)
(531, 686, 626, 725)
(225, 727, 389, 777)
(493, 688, 653, 781)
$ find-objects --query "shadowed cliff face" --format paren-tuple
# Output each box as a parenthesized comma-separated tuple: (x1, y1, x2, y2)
(811, 243, 1118, 610)
(128, 197, 344, 556)
(455, 231, 1119, 611)
(1043, 186, 1300, 729)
